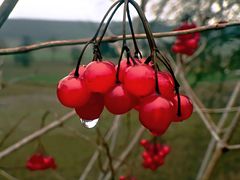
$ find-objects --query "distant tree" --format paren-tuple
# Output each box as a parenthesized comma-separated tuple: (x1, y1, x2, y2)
(14, 36, 33, 67)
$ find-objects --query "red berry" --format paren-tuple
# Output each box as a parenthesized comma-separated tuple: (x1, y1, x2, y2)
(145, 157, 153, 165)
(162, 145, 171, 155)
(84, 61, 116, 93)
(116, 59, 135, 82)
(139, 94, 173, 135)
(149, 164, 158, 171)
(119, 176, 126, 180)
(57, 75, 90, 108)
(153, 155, 163, 165)
(75, 93, 104, 120)
(69, 66, 86, 78)
(161, 72, 174, 86)
(157, 72, 175, 99)
(104, 84, 137, 114)
(123, 64, 155, 97)
(185, 38, 198, 49)
(142, 151, 151, 159)
(140, 139, 150, 148)
(172, 95, 193, 122)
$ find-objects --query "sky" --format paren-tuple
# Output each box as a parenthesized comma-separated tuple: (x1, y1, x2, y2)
(0, 0, 154, 22)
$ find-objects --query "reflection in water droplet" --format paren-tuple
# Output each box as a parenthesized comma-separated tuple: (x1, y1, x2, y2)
(80, 118, 99, 128)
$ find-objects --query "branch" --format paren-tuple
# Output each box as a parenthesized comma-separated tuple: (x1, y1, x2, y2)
(226, 144, 240, 150)
(103, 126, 145, 180)
(0, 21, 239, 55)
(0, 0, 19, 28)
(79, 115, 121, 180)
(0, 111, 75, 160)
(197, 82, 240, 179)
(200, 110, 240, 180)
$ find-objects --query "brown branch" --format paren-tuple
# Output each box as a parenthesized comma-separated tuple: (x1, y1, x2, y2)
(103, 126, 145, 180)
(201, 110, 240, 180)
(0, 21, 239, 55)
(226, 144, 240, 150)
(197, 106, 240, 113)
(197, 82, 240, 180)
(79, 115, 121, 180)
(0, 111, 75, 160)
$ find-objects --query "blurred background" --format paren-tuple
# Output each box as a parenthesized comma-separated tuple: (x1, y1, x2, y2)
(0, 0, 239, 179)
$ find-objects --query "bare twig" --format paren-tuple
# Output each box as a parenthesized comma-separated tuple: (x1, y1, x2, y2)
(0, 169, 18, 180)
(97, 117, 120, 180)
(96, 128, 115, 179)
(0, 21, 239, 55)
(0, 0, 19, 28)
(201, 110, 240, 180)
(0, 113, 28, 147)
(198, 107, 240, 113)
(197, 82, 240, 180)
(174, 56, 220, 140)
(0, 111, 75, 160)
(226, 144, 240, 150)
(103, 126, 145, 180)
(79, 115, 121, 180)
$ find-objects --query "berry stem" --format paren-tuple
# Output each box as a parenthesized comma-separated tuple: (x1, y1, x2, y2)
(74, 0, 122, 77)
(96, 1, 124, 49)
(126, 2, 142, 59)
(116, 0, 130, 84)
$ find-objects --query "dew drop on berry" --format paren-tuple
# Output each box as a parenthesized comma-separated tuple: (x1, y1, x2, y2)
(80, 118, 99, 128)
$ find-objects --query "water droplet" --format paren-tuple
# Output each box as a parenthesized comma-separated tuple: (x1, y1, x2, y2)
(80, 118, 99, 128)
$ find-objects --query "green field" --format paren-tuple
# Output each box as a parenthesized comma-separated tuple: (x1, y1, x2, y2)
(0, 56, 239, 180)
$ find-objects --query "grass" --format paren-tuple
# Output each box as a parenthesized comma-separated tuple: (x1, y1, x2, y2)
(0, 59, 239, 179)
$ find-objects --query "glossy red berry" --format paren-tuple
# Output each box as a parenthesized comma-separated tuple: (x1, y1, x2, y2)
(162, 145, 171, 155)
(172, 95, 193, 122)
(123, 64, 155, 97)
(116, 59, 135, 82)
(69, 66, 86, 78)
(139, 94, 173, 135)
(104, 84, 137, 114)
(140, 139, 150, 148)
(57, 75, 90, 108)
(75, 93, 104, 120)
(157, 72, 175, 99)
(83, 61, 116, 93)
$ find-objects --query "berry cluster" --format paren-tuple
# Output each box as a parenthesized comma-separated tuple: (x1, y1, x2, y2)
(172, 22, 200, 56)
(140, 139, 170, 171)
(26, 153, 57, 171)
(119, 175, 137, 180)
(57, 0, 194, 136)
(57, 58, 193, 135)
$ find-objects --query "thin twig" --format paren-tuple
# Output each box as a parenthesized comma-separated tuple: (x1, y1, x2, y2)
(201, 110, 240, 180)
(103, 126, 145, 180)
(0, 169, 18, 180)
(97, 117, 120, 180)
(0, 21, 239, 55)
(0, 113, 28, 147)
(198, 106, 240, 113)
(0, 111, 75, 160)
(226, 144, 240, 150)
(79, 115, 121, 180)
(96, 128, 115, 179)
(197, 82, 240, 180)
